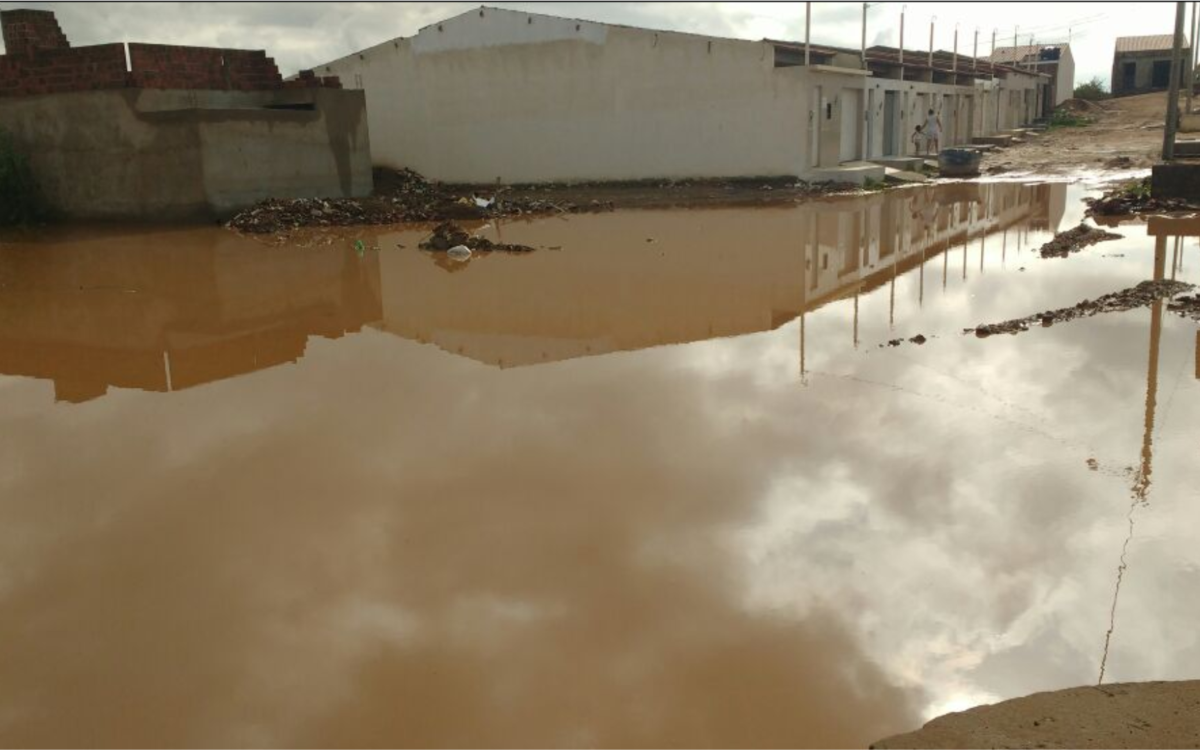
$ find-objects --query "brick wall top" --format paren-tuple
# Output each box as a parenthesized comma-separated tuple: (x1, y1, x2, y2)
(0, 10, 319, 98)
(1, 9, 70, 57)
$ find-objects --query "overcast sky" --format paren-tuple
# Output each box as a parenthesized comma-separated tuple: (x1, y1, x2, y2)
(0, 2, 1184, 87)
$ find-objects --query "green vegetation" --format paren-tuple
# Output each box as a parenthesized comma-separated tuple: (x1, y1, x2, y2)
(1073, 77, 1110, 101)
(1120, 177, 1152, 200)
(0, 128, 49, 226)
(862, 177, 887, 192)
(1048, 109, 1092, 129)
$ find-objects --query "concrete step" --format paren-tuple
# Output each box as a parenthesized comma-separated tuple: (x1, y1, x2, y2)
(1175, 139, 1200, 157)
(868, 156, 926, 171)
(808, 162, 886, 185)
(973, 135, 1014, 147)
(883, 166, 928, 184)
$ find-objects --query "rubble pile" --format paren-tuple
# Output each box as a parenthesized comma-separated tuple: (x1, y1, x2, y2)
(1085, 177, 1193, 216)
(1037, 223, 1123, 258)
(969, 280, 1195, 337)
(226, 168, 608, 235)
(1167, 290, 1200, 320)
(418, 222, 535, 253)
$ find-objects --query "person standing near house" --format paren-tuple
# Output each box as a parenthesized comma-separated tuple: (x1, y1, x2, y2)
(923, 108, 942, 155)
(911, 125, 924, 155)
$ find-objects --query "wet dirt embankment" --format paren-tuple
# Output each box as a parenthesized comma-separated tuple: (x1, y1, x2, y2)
(872, 680, 1200, 749)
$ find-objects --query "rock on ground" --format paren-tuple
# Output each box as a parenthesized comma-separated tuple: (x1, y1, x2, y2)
(872, 680, 1200, 749)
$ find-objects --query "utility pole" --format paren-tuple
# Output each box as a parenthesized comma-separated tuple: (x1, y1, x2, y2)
(953, 24, 958, 75)
(973, 28, 978, 71)
(928, 16, 935, 68)
(1191, 1, 1198, 113)
(899, 4, 906, 69)
(1028, 34, 1035, 71)
(804, 1, 811, 66)
(991, 29, 997, 80)
(861, 2, 869, 69)
(1164, 1, 1186, 161)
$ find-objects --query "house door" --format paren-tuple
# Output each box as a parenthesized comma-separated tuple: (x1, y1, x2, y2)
(840, 90, 861, 163)
(1122, 61, 1136, 91)
(1153, 60, 1171, 88)
(883, 91, 898, 156)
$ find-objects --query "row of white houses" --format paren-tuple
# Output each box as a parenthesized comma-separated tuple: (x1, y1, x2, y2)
(315, 7, 1050, 184)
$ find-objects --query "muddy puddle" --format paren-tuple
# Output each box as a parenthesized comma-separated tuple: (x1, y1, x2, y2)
(2, 182, 1199, 748)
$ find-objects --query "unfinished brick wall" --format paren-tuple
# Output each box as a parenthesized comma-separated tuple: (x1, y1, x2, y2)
(0, 43, 127, 97)
(285, 68, 343, 90)
(128, 43, 284, 90)
(1, 10, 338, 98)
(1, 9, 70, 57)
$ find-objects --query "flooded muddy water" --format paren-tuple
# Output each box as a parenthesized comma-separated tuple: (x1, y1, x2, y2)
(2, 182, 1199, 748)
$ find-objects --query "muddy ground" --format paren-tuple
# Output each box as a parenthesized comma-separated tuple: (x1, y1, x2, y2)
(983, 91, 1171, 175)
(227, 171, 858, 235)
(872, 680, 1200, 749)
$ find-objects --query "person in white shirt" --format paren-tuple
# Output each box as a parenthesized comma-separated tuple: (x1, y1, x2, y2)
(923, 109, 942, 155)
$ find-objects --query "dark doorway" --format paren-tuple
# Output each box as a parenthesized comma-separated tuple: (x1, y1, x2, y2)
(1153, 59, 1172, 88)
(1123, 61, 1136, 91)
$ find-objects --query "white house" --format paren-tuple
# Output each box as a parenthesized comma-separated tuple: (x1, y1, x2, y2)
(985, 43, 1074, 112)
(314, 7, 1047, 184)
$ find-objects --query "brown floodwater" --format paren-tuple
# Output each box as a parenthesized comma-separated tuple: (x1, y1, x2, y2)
(2, 181, 1199, 748)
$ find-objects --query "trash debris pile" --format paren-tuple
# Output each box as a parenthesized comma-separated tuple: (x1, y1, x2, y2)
(1037, 223, 1123, 259)
(1085, 177, 1193, 216)
(226, 168, 608, 235)
(969, 280, 1195, 337)
(418, 222, 535, 254)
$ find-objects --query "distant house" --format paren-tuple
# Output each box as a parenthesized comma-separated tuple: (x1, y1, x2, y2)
(1112, 35, 1191, 97)
(985, 43, 1074, 114)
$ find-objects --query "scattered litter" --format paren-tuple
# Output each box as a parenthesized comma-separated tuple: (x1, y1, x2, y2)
(446, 244, 472, 261)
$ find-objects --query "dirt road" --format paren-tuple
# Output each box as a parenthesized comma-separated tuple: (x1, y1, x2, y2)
(984, 92, 1172, 175)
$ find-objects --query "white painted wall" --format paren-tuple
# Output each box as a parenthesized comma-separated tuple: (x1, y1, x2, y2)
(320, 8, 809, 183)
(1056, 48, 1075, 105)
(317, 7, 1045, 183)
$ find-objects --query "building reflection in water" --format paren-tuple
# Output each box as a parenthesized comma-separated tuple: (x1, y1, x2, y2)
(375, 182, 1067, 372)
(0, 183, 1065, 402)
(0, 228, 382, 403)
